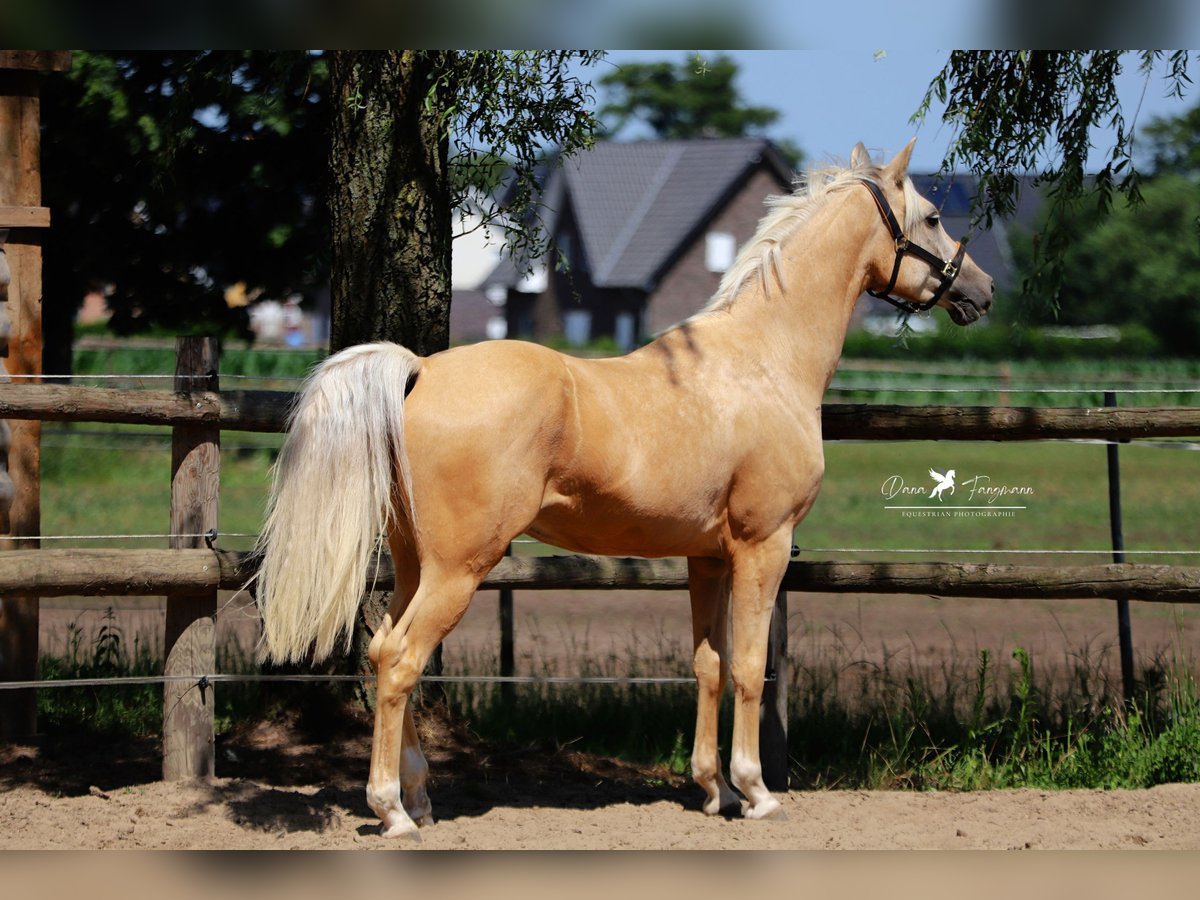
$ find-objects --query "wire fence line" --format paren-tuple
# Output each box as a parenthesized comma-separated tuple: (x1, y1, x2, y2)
(10, 373, 307, 384)
(39, 431, 1200, 454)
(19, 368, 1200, 394)
(791, 547, 1200, 556)
(0, 672, 698, 691)
(0, 532, 255, 542)
(835, 363, 1200, 385)
(827, 382, 1200, 395)
(7, 529, 1200, 556)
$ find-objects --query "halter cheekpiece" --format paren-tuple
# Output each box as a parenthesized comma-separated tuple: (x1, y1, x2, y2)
(861, 179, 965, 315)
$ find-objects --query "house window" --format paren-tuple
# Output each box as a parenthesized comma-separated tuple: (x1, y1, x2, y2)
(705, 231, 736, 273)
(485, 284, 508, 307)
(614, 311, 637, 353)
(486, 315, 508, 340)
(563, 310, 592, 347)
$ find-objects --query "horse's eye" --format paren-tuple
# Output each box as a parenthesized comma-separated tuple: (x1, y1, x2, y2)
(926, 213, 940, 227)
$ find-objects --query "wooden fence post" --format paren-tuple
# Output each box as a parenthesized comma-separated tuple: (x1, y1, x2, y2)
(760, 587, 789, 791)
(162, 336, 220, 779)
(0, 55, 67, 739)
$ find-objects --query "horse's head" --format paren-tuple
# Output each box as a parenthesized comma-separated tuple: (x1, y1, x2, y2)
(854, 140, 994, 326)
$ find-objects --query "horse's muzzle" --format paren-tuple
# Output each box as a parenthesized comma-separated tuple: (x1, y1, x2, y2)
(945, 293, 991, 325)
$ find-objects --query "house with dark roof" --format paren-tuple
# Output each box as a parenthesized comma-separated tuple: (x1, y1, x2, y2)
(450, 140, 1043, 347)
(454, 137, 795, 350)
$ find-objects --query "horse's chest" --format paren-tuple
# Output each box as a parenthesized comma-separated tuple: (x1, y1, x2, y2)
(726, 428, 825, 529)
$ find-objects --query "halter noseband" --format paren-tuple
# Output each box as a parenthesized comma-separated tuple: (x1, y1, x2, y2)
(861, 179, 966, 315)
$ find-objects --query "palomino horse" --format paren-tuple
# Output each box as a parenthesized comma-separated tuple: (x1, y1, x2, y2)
(256, 140, 995, 838)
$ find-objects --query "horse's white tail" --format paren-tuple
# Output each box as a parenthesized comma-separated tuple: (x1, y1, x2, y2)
(256, 342, 421, 664)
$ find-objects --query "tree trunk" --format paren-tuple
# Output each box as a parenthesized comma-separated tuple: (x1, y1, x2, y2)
(325, 51, 454, 710)
(328, 51, 451, 356)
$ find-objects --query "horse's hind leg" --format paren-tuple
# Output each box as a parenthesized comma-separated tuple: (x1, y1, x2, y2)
(687, 556, 739, 816)
(727, 529, 792, 820)
(368, 618, 431, 827)
(399, 705, 432, 825)
(366, 567, 479, 839)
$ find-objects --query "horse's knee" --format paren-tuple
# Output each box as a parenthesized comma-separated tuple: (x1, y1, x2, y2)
(730, 660, 765, 702)
(692, 642, 723, 686)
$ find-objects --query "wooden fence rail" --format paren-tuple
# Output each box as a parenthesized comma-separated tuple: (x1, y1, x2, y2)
(7, 548, 1200, 603)
(4, 382, 1200, 440)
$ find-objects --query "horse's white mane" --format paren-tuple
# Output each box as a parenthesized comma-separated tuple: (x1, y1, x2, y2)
(698, 148, 922, 316)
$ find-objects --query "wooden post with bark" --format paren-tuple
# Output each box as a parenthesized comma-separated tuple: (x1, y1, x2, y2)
(162, 337, 220, 779)
(0, 51, 69, 740)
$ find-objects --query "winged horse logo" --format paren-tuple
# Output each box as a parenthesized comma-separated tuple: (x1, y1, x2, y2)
(928, 468, 956, 501)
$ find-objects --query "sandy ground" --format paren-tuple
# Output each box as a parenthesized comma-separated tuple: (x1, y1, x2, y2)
(11, 587, 1200, 850)
(7, 781, 1200, 850)
(5, 712, 1200, 850)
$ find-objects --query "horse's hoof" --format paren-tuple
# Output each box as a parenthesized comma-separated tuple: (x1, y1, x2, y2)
(744, 798, 786, 821)
(702, 795, 741, 817)
(703, 798, 742, 818)
(380, 818, 423, 841)
(412, 814, 434, 827)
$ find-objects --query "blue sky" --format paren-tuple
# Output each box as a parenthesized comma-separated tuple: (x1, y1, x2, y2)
(595, 51, 1196, 174)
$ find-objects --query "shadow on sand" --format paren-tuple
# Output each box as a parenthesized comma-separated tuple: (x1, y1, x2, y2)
(0, 703, 700, 837)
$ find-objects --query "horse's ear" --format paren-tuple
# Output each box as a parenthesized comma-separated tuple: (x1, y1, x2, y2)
(850, 143, 871, 169)
(884, 137, 917, 186)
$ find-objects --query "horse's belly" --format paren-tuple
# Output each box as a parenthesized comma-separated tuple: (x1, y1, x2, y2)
(528, 491, 723, 558)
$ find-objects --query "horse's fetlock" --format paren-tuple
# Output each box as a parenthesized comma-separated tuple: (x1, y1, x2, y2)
(366, 780, 401, 817)
(691, 752, 720, 785)
(730, 755, 762, 793)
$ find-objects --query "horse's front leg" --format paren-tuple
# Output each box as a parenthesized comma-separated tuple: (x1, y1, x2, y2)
(687, 556, 739, 816)
(727, 529, 792, 820)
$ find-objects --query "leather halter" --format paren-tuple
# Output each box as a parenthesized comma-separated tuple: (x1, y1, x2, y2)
(861, 179, 966, 315)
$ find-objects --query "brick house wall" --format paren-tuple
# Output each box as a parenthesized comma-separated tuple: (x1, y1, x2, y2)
(644, 167, 790, 335)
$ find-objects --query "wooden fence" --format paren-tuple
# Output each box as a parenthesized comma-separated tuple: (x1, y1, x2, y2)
(6, 380, 1200, 439)
(5, 337, 1200, 788)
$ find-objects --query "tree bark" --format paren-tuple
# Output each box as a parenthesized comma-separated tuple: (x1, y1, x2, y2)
(328, 51, 451, 356)
(326, 51, 454, 709)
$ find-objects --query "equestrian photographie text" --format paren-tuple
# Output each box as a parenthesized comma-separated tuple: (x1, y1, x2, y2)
(881, 467, 1035, 517)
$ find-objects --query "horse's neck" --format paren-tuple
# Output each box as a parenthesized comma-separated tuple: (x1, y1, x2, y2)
(699, 194, 872, 405)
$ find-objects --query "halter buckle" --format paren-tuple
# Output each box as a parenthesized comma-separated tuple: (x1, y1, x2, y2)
(941, 260, 959, 278)
(894, 236, 908, 253)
